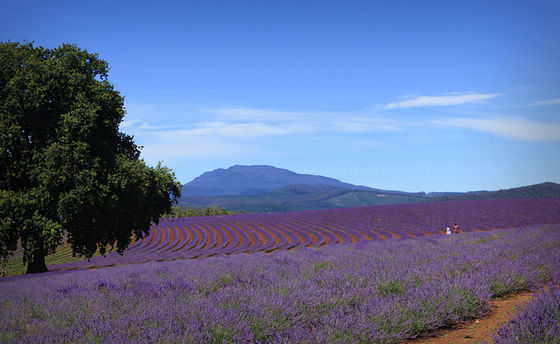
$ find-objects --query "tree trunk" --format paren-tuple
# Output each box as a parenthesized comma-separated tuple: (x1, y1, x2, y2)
(26, 252, 48, 274)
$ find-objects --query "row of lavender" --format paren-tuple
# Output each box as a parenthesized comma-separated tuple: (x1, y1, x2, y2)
(489, 283, 560, 344)
(51, 198, 560, 271)
(1, 224, 559, 343)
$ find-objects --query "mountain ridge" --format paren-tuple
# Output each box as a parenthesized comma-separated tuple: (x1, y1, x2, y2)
(431, 182, 560, 202)
(178, 165, 560, 212)
(182, 164, 373, 196)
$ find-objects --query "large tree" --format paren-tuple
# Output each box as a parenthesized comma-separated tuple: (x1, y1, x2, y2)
(0, 42, 182, 273)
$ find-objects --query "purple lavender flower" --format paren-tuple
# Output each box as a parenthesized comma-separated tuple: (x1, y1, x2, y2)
(1, 224, 560, 343)
(490, 284, 560, 344)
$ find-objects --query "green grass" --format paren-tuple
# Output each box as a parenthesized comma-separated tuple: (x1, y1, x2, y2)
(3, 242, 119, 276)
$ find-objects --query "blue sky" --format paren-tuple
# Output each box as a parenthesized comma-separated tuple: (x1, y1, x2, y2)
(3, 0, 559, 192)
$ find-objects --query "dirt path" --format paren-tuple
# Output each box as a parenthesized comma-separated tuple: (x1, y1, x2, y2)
(404, 291, 533, 344)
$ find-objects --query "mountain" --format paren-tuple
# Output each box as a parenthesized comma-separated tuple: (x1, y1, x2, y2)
(178, 165, 427, 212)
(431, 182, 560, 202)
(178, 165, 560, 213)
(182, 165, 372, 196)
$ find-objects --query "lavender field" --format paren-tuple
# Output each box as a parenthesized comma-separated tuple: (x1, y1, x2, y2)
(1, 223, 560, 343)
(490, 283, 560, 344)
(5, 198, 558, 274)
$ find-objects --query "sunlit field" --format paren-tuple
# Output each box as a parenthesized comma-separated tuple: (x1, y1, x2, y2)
(5, 198, 559, 275)
(2, 198, 560, 343)
(1, 224, 559, 343)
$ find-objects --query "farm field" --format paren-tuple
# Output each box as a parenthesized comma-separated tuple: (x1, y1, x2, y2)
(22, 198, 560, 273)
(491, 283, 560, 343)
(4, 198, 560, 275)
(1, 223, 559, 343)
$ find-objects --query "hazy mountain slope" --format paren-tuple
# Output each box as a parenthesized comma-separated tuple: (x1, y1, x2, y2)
(178, 165, 560, 212)
(182, 165, 372, 196)
(178, 184, 427, 212)
(431, 182, 560, 201)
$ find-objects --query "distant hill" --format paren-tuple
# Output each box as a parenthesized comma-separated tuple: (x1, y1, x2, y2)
(179, 184, 427, 213)
(179, 165, 429, 212)
(178, 165, 560, 213)
(431, 182, 560, 202)
(182, 165, 372, 196)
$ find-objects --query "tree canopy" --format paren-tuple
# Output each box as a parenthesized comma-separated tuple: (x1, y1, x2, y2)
(0, 42, 182, 273)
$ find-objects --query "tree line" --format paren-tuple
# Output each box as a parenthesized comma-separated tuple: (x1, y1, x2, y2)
(164, 206, 235, 218)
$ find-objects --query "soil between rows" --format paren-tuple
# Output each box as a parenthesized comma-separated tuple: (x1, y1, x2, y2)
(404, 291, 533, 344)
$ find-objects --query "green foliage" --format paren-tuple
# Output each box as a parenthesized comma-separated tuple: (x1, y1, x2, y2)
(377, 280, 408, 297)
(432, 182, 560, 202)
(312, 260, 334, 273)
(0, 42, 181, 273)
(446, 288, 483, 319)
(209, 324, 234, 343)
(490, 274, 528, 298)
(534, 264, 551, 282)
(463, 233, 505, 245)
(164, 205, 234, 218)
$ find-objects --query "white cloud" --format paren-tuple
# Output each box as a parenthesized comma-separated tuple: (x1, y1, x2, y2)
(120, 119, 141, 128)
(123, 103, 560, 168)
(353, 139, 386, 148)
(433, 117, 560, 141)
(133, 120, 312, 163)
(532, 98, 560, 106)
(124, 103, 560, 145)
(136, 126, 259, 162)
(205, 107, 342, 124)
(378, 93, 498, 109)
(162, 121, 313, 138)
(204, 107, 404, 133)
(126, 107, 408, 163)
(140, 140, 250, 160)
(333, 117, 403, 132)
(204, 107, 296, 121)
(120, 119, 170, 130)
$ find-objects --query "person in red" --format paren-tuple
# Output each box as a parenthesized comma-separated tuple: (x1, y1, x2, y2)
(453, 223, 459, 233)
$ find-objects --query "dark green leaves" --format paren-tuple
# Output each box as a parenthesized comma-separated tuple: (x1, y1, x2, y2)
(0, 41, 181, 272)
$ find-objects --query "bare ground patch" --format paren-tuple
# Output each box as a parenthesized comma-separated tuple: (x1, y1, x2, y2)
(404, 291, 533, 344)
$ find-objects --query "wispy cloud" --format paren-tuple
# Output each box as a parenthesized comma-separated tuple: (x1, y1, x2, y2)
(532, 98, 560, 106)
(203, 107, 298, 121)
(333, 117, 403, 132)
(204, 108, 404, 133)
(378, 93, 498, 109)
(433, 117, 560, 141)
(124, 107, 406, 163)
(125, 104, 560, 144)
(120, 119, 171, 130)
(156, 121, 313, 138)
(134, 124, 263, 161)
(124, 100, 560, 168)
(120, 119, 141, 128)
(140, 139, 251, 160)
